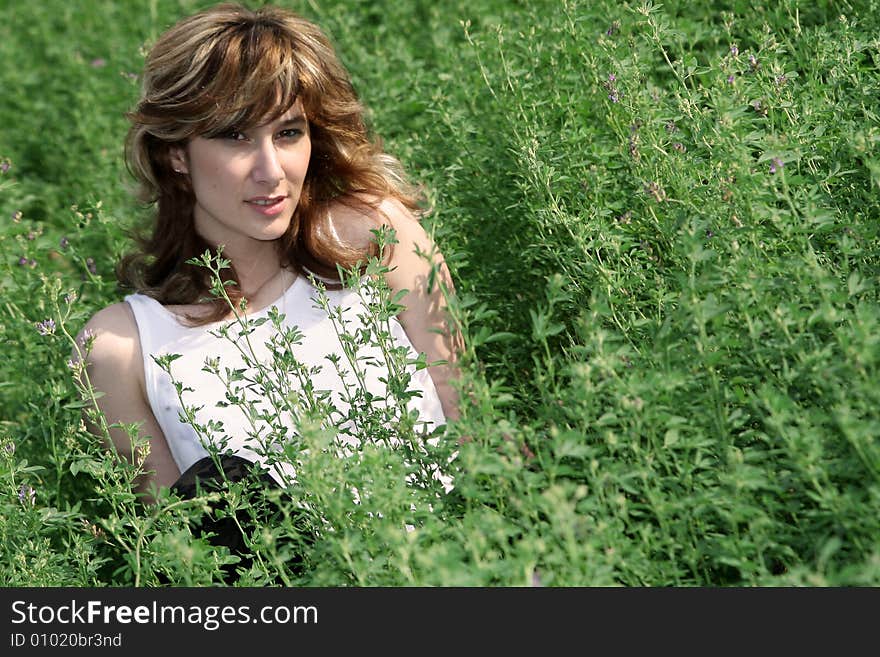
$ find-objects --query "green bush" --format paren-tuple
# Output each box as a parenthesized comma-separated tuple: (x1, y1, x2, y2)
(1, 0, 878, 586)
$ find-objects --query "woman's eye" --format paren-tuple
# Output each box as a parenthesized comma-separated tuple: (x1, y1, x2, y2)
(278, 128, 303, 139)
(218, 129, 246, 141)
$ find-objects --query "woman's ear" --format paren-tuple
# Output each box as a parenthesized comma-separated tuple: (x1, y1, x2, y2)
(169, 146, 189, 174)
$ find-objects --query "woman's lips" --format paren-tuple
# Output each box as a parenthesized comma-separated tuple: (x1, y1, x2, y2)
(245, 196, 288, 216)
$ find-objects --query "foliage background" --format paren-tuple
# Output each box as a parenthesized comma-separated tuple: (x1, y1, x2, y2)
(1, 0, 878, 585)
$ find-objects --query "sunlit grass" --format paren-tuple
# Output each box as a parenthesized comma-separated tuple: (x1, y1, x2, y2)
(1, 0, 878, 586)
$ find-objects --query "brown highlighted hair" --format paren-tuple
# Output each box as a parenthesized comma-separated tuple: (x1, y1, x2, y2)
(119, 2, 422, 323)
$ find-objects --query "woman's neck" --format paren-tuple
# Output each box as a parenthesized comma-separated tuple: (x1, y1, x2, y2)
(239, 264, 293, 306)
(219, 242, 285, 300)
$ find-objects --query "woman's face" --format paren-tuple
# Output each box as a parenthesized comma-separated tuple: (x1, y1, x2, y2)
(171, 99, 312, 257)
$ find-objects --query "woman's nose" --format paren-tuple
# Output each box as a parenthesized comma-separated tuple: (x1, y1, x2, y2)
(252, 140, 284, 186)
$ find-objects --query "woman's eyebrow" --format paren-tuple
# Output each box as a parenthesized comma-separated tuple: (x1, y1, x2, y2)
(279, 114, 307, 125)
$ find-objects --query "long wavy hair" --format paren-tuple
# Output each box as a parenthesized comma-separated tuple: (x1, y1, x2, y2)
(119, 2, 423, 323)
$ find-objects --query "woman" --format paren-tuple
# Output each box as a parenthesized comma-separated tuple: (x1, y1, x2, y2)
(76, 3, 461, 506)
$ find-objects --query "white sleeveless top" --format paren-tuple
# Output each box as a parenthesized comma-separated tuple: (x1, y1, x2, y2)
(125, 275, 446, 487)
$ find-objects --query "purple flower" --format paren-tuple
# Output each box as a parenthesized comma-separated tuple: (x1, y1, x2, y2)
(35, 318, 56, 336)
(27, 231, 37, 241)
(78, 328, 95, 346)
(18, 256, 28, 266)
(775, 74, 787, 86)
(59, 236, 69, 249)
(602, 73, 621, 103)
(0, 160, 10, 174)
(629, 136, 640, 159)
(28, 258, 36, 268)
(769, 157, 784, 174)
(18, 484, 35, 505)
(3, 442, 14, 457)
(749, 54, 759, 70)
(730, 44, 739, 56)
(727, 74, 735, 84)
(86, 257, 97, 275)
(644, 181, 666, 202)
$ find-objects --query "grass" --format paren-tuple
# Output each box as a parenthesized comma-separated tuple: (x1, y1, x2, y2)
(1, 0, 878, 586)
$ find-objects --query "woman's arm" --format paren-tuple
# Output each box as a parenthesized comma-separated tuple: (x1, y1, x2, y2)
(379, 199, 462, 421)
(330, 197, 463, 421)
(74, 302, 180, 504)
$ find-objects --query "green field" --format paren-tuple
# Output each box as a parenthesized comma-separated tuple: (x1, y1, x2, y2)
(1, 0, 879, 586)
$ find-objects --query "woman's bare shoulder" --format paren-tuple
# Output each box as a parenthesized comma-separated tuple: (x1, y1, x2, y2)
(328, 194, 419, 250)
(75, 301, 141, 367)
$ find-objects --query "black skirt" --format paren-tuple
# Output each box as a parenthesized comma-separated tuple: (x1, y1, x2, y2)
(170, 455, 306, 584)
